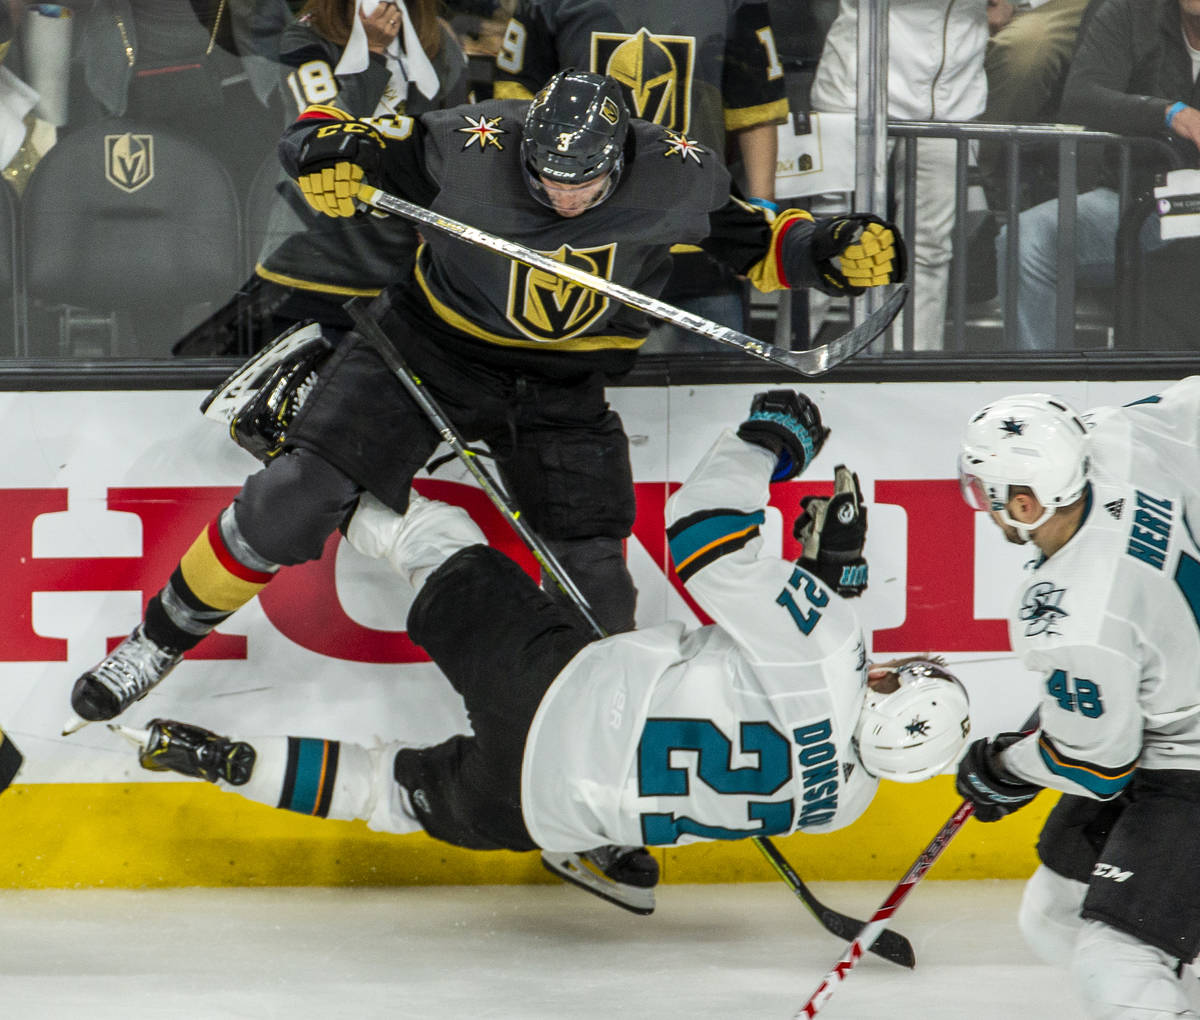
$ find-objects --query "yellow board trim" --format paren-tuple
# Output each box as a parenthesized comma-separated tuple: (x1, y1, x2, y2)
(0, 777, 1054, 889)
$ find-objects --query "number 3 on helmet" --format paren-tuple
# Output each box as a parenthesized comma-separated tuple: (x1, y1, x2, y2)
(521, 69, 629, 211)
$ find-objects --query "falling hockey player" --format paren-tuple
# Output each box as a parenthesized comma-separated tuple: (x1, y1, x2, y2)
(65, 69, 904, 908)
(954, 377, 1200, 1019)
(114, 389, 971, 915)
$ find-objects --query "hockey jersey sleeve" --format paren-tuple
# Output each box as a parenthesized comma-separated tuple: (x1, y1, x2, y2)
(276, 29, 394, 121)
(492, 0, 559, 101)
(722, 0, 789, 132)
(1000, 642, 1144, 799)
(277, 104, 440, 211)
(699, 198, 816, 293)
(1098, 376, 1200, 527)
(665, 428, 862, 671)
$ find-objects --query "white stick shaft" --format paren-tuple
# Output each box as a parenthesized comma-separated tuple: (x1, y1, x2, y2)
(355, 184, 906, 377)
(794, 800, 975, 1018)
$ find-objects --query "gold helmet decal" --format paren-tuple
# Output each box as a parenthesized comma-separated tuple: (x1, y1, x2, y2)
(507, 244, 616, 342)
(105, 133, 155, 193)
(599, 97, 621, 126)
(593, 29, 695, 133)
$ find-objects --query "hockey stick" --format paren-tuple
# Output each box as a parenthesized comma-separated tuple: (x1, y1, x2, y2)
(794, 710, 1041, 1015)
(795, 799, 974, 1018)
(345, 297, 915, 958)
(354, 184, 907, 377)
(755, 836, 915, 969)
(343, 299, 604, 637)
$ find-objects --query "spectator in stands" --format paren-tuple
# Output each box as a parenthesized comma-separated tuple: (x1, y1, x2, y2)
(174, 0, 469, 355)
(810, 0, 988, 352)
(0, 0, 38, 193)
(70, 1, 294, 193)
(977, 0, 1091, 211)
(996, 0, 1200, 351)
(490, 0, 789, 351)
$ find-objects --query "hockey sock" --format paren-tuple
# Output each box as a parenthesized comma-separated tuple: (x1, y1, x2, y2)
(214, 735, 422, 835)
(144, 507, 279, 651)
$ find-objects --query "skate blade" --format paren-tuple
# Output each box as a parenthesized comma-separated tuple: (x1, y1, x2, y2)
(62, 713, 92, 736)
(107, 723, 152, 752)
(540, 851, 656, 916)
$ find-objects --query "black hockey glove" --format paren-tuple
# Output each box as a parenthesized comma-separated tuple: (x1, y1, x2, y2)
(736, 390, 829, 481)
(295, 120, 388, 218)
(782, 213, 907, 297)
(794, 464, 868, 597)
(955, 733, 1041, 822)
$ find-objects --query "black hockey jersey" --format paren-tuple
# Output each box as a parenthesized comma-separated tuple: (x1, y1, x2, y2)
(281, 97, 808, 364)
(256, 17, 468, 298)
(492, 0, 788, 151)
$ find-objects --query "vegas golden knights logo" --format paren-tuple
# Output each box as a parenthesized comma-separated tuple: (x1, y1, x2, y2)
(592, 29, 695, 133)
(507, 244, 615, 342)
(105, 133, 154, 193)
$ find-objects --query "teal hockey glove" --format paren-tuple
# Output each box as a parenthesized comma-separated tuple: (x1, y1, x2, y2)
(737, 390, 829, 481)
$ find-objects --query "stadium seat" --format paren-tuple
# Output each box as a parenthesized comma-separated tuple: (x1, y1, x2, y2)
(21, 119, 244, 357)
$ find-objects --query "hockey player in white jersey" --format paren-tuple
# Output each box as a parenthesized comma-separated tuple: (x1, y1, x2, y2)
(113, 391, 969, 914)
(955, 377, 1200, 1019)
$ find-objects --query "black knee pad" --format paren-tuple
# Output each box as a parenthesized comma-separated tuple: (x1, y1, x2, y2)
(498, 411, 636, 541)
(233, 449, 361, 564)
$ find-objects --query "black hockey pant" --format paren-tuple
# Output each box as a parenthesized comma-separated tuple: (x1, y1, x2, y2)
(394, 545, 594, 852)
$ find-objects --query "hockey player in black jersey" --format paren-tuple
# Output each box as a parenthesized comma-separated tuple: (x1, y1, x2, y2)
(112, 389, 968, 918)
(65, 69, 904, 907)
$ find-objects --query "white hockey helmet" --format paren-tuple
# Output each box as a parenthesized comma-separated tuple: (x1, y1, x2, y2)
(958, 393, 1090, 535)
(853, 660, 971, 783)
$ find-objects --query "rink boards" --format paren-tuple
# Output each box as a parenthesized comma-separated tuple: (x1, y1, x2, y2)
(0, 379, 1167, 888)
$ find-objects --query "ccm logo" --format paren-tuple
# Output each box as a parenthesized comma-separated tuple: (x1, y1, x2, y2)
(1092, 863, 1133, 882)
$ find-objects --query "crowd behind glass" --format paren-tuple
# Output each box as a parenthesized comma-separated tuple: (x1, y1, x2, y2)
(2, 0, 1197, 362)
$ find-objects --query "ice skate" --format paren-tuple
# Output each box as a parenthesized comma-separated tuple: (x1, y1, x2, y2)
(111, 718, 255, 785)
(63, 625, 183, 735)
(541, 845, 658, 915)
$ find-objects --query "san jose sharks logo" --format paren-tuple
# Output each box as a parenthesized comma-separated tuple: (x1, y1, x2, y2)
(506, 243, 616, 342)
(905, 716, 931, 738)
(1000, 416, 1025, 437)
(458, 115, 505, 151)
(1020, 580, 1069, 636)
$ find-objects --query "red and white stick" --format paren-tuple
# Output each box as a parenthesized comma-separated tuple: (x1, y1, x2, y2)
(794, 800, 975, 1018)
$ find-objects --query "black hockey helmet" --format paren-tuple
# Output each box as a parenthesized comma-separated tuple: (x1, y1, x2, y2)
(521, 69, 629, 210)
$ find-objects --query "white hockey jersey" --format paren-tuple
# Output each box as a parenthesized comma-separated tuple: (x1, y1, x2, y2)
(1001, 377, 1200, 797)
(521, 430, 878, 852)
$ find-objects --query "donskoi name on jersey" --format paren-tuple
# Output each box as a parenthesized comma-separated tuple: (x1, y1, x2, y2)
(793, 718, 839, 827)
